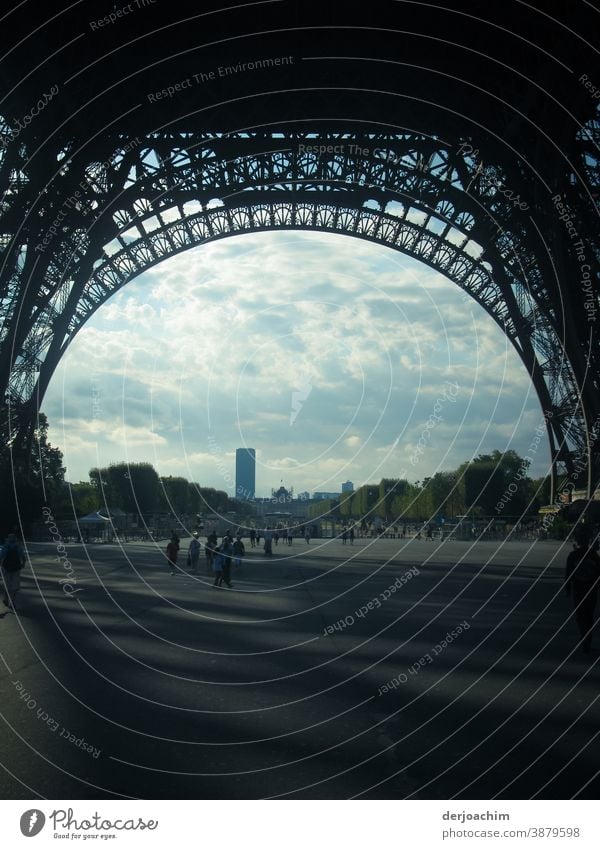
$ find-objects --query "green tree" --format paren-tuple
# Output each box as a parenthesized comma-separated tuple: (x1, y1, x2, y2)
(197, 487, 229, 514)
(188, 482, 203, 514)
(456, 450, 531, 516)
(0, 409, 66, 534)
(309, 498, 335, 520)
(159, 476, 190, 515)
(123, 463, 160, 515)
(53, 481, 100, 518)
(353, 485, 379, 522)
(339, 491, 354, 518)
(377, 478, 405, 521)
(89, 462, 160, 516)
(528, 476, 551, 512)
(426, 472, 464, 518)
(89, 466, 118, 510)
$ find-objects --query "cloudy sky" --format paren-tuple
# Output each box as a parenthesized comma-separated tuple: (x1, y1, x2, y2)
(43, 231, 552, 496)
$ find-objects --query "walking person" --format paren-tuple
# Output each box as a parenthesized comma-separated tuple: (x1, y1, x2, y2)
(287, 526, 293, 546)
(304, 526, 311, 544)
(233, 535, 245, 568)
(212, 545, 224, 587)
(205, 530, 217, 574)
(342, 528, 348, 544)
(565, 526, 600, 654)
(1, 533, 25, 612)
(349, 525, 355, 545)
(250, 528, 256, 548)
(165, 534, 180, 576)
(221, 536, 234, 587)
(188, 532, 201, 573)
(264, 527, 273, 556)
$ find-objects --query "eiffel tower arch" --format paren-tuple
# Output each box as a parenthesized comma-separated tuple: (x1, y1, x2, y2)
(1, 2, 599, 502)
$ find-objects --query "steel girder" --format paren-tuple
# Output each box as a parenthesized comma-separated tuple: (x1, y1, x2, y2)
(0, 130, 598, 495)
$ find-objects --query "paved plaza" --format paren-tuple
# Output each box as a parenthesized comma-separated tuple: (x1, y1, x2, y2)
(0, 536, 598, 799)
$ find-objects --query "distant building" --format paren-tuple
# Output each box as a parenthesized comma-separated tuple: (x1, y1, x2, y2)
(297, 491, 310, 501)
(254, 490, 307, 521)
(341, 480, 354, 493)
(271, 485, 293, 503)
(313, 491, 340, 500)
(235, 448, 255, 500)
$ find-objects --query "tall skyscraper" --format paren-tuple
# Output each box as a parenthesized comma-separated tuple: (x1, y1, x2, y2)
(236, 448, 256, 500)
(341, 480, 354, 493)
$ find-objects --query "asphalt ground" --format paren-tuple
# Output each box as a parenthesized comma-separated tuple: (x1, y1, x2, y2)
(0, 535, 598, 800)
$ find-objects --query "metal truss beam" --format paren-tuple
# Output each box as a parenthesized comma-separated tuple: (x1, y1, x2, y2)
(1, 131, 598, 495)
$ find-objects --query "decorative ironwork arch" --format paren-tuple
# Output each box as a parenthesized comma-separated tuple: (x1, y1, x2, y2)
(1, 132, 597, 497)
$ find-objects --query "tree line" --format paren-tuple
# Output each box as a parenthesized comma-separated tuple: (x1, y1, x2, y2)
(308, 450, 551, 523)
(1, 407, 552, 537)
(0, 408, 243, 535)
(84, 463, 240, 518)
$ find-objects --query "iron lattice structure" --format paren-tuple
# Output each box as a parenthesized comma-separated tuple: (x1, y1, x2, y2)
(0, 1, 599, 499)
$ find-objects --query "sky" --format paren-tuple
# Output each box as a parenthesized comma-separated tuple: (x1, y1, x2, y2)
(42, 231, 553, 497)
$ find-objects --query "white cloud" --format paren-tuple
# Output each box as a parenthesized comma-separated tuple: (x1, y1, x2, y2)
(43, 231, 551, 491)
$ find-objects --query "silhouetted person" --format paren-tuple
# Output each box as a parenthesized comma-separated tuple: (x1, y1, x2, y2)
(221, 536, 233, 587)
(250, 528, 256, 548)
(212, 546, 224, 587)
(166, 534, 179, 576)
(205, 531, 217, 573)
(342, 529, 347, 544)
(1, 533, 25, 612)
(349, 526, 355, 545)
(565, 526, 600, 654)
(233, 536, 245, 568)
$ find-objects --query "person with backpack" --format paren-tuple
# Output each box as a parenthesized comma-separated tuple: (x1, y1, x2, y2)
(565, 525, 600, 654)
(1, 533, 25, 612)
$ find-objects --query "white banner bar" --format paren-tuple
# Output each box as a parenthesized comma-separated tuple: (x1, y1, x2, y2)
(2, 800, 598, 847)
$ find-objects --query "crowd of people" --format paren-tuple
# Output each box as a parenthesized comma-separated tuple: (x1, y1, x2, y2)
(163, 524, 313, 587)
(112, 520, 600, 652)
(2, 521, 600, 655)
